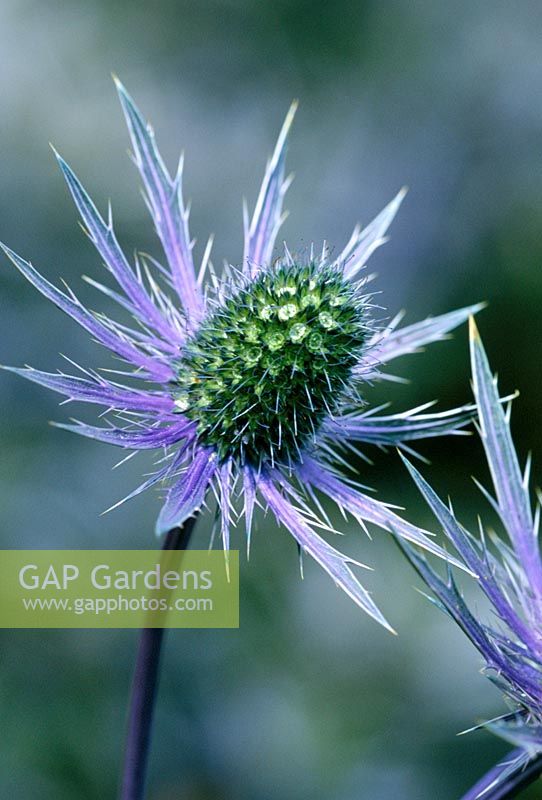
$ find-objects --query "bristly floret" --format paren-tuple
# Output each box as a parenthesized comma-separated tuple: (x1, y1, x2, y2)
(1, 78, 483, 629)
(173, 262, 369, 466)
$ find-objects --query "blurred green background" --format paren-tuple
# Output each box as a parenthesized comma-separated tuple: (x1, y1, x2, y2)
(1, 1, 542, 798)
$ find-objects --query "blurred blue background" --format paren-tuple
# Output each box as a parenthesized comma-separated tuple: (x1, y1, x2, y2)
(1, 1, 542, 798)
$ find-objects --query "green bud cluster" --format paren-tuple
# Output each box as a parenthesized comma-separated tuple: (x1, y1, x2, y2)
(173, 263, 367, 465)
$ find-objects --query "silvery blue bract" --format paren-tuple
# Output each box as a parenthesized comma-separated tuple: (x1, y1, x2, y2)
(2, 80, 479, 629)
(400, 318, 542, 794)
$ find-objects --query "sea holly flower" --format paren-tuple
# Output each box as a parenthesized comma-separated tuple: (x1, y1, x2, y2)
(399, 318, 542, 796)
(1, 80, 479, 630)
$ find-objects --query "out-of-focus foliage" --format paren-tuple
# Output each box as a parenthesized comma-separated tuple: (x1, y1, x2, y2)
(1, 1, 542, 798)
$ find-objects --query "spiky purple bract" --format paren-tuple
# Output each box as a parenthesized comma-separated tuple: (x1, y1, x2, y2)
(399, 318, 542, 791)
(1, 80, 480, 629)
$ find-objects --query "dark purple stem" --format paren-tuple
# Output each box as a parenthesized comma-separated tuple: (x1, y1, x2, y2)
(461, 748, 542, 800)
(119, 516, 197, 800)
